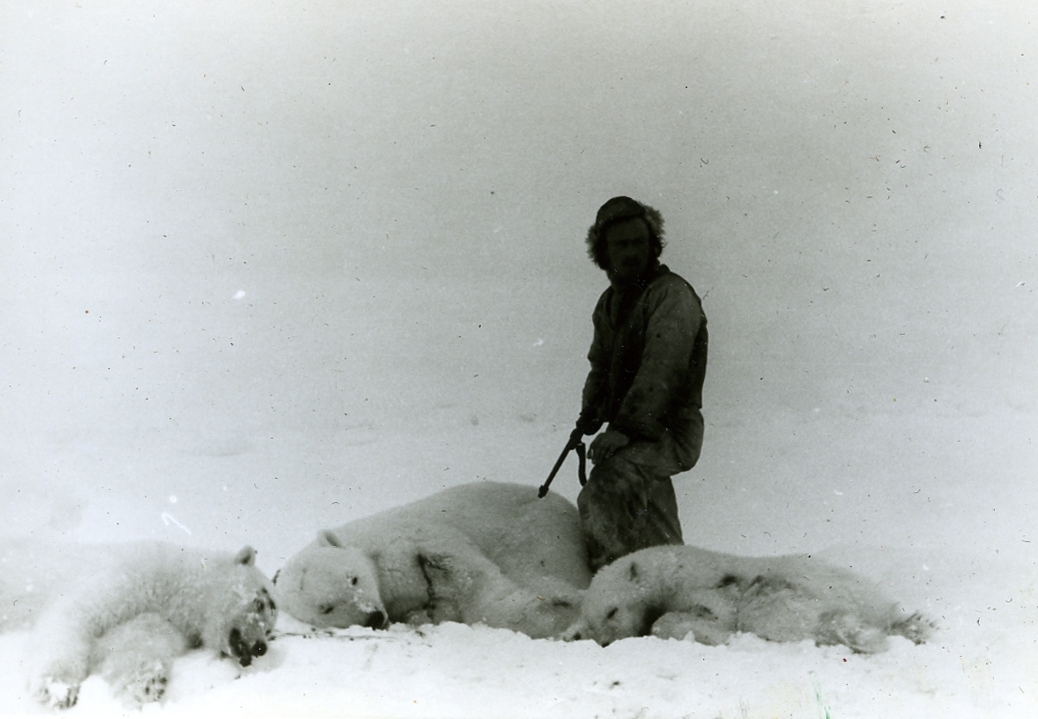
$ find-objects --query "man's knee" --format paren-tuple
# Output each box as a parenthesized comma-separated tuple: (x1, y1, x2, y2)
(580, 456, 626, 497)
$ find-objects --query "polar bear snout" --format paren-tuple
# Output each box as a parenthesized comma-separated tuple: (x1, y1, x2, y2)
(227, 627, 268, 667)
(362, 609, 388, 629)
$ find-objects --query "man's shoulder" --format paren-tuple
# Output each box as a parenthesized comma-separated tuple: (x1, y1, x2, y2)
(649, 266, 699, 299)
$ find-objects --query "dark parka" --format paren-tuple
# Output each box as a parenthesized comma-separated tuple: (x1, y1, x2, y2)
(579, 263, 708, 444)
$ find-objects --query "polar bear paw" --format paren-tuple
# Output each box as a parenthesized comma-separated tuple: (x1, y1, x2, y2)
(32, 676, 80, 710)
(815, 612, 890, 654)
(93, 613, 187, 705)
(651, 609, 733, 646)
(111, 658, 172, 707)
(890, 611, 936, 645)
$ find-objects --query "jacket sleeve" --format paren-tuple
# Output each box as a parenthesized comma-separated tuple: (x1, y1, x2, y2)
(578, 294, 609, 434)
(611, 279, 701, 441)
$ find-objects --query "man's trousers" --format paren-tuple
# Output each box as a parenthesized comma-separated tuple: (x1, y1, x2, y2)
(577, 408, 704, 571)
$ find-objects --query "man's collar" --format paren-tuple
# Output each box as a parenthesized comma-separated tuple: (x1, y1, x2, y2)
(609, 262, 666, 292)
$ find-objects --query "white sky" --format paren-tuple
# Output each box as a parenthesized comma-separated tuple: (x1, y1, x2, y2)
(1, 0, 1036, 444)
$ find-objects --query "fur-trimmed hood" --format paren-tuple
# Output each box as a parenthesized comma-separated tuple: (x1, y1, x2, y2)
(585, 196, 666, 271)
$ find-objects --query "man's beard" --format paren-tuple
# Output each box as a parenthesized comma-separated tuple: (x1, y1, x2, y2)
(610, 261, 655, 290)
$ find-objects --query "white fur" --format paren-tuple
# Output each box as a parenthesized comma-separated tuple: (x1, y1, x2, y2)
(0, 539, 277, 709)
(275, 482, 591, 638)
(566, 545, 933, 653)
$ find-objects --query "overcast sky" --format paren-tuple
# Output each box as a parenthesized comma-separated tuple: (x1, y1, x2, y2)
(2, 0, 1036, 447)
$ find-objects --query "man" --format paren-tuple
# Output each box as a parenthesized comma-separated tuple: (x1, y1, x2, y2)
(573, 196, 708, 571)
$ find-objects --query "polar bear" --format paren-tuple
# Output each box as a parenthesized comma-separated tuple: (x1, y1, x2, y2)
(274, 482, 592, 638)
(0, 539, 278, 709)
(565, 545, 932, 653)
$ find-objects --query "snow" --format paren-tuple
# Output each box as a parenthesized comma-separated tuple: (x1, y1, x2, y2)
(2, 0, 1037, 716)
(1, 543, 1035, 719)
(1, 403, 1034, 718)
(1, 557, 1034, 719)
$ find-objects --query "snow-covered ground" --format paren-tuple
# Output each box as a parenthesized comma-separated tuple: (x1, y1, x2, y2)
(0, 398, 1034, 718)
(2, 583, 1034, 719)
(2, 0, 1036, 716)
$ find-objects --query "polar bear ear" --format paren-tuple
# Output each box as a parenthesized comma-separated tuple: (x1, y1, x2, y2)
(316, 530, 344, 548)
(235, 546, 258, 566)
(627, 561, 640, 583)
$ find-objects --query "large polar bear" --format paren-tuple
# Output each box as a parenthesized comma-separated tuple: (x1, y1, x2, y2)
(274, 481, 592, 639)
(0, 538, 278, 709)
(565, 545, 933, 653)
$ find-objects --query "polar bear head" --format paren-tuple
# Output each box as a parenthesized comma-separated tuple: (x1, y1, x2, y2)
(199, 546, 279, 666)
(563, 556, 665, 646)
(273, 531, 387, 630)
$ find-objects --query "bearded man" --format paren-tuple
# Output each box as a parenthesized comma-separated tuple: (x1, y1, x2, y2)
(573, 196, 708, 571)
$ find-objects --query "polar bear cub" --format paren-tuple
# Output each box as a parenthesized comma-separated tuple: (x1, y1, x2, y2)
(566, 545, 932, 653)
(275, 482, 592, 638)
(0, 539, 277, 709)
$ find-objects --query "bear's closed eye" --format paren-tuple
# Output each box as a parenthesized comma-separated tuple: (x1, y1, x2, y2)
(319, 604, 336, 615)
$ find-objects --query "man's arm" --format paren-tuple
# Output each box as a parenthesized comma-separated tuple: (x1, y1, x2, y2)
(577, 294, 610, 435)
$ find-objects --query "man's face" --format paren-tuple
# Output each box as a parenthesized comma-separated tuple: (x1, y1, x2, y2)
(605, 218, 653, 283)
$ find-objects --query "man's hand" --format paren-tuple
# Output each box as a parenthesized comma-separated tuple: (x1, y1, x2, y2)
(568, 426, 585, 447)
(588, 429, 630, 465)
